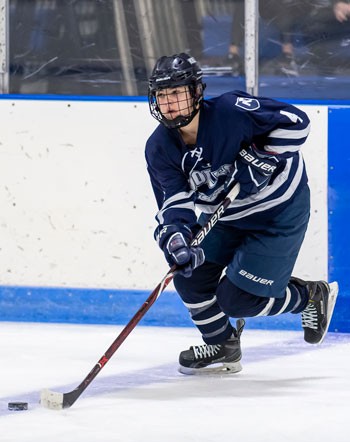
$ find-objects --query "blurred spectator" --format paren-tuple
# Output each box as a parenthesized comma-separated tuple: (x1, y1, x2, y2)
(304, 1, 350, 75)
(227, 0, 303, 77)
(264, 0, 350, 76)
(227, 0, 350, 77)
(333, 0, 350, 22)
(180, 0, 203, 60)
(227, 0, 245, 76)
(259, 0, 305, 76)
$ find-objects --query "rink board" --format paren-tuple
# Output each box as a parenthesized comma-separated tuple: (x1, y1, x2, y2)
(0, 98, 348, 332)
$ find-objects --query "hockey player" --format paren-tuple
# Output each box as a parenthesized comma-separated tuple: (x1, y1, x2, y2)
(145, 52, 338, 374)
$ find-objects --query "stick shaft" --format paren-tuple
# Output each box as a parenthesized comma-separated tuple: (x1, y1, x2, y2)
(63, 272, 174, 407)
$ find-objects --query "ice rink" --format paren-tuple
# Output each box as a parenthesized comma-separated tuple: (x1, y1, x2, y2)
(1, 321, 350, 442)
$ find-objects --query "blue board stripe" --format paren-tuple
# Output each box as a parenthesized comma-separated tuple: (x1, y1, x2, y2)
(1, 91, 350, 106)
(328, 107, 350, 333)
(0, 94, 148, 102)
(0, 284, 308, 331)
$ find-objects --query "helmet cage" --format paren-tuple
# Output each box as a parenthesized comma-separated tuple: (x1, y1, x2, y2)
(148, 83, 204, 129)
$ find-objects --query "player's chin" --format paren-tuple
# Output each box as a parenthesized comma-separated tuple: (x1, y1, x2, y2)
(164, 111, 190, 120)
(163, 111, 180, 120)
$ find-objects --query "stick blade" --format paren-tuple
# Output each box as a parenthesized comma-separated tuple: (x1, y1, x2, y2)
(40, 388, 64, 410)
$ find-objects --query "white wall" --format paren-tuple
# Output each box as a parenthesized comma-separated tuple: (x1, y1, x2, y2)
(294, 106, 328, 280)
(0, 100, 327, 289)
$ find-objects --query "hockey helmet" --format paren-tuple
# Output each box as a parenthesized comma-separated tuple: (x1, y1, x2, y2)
(148, 53, 206, 129)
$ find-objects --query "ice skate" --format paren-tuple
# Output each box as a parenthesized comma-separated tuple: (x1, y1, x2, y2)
(291, 277, 339, 344)
(179, 319, 245, 375)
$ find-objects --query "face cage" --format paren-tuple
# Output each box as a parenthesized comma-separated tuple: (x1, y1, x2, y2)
(148, 84, 202, 129)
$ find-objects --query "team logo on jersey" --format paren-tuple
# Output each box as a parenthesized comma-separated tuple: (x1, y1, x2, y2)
(189, 147, 203, 160)
(235, 97, 260, 111)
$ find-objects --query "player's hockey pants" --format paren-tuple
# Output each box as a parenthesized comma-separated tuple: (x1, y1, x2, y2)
(173, 187, 311, 344)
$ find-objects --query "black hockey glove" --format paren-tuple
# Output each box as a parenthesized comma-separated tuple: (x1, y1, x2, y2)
(158, 225, 205, 278)
(227, 145, 279, 198)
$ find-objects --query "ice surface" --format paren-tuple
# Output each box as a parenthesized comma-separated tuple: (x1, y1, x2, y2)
(1, 322, 349, 442)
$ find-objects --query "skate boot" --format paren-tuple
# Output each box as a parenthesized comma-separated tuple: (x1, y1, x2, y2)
(291, 277, 339, 344)
(179, 319, 245, 374)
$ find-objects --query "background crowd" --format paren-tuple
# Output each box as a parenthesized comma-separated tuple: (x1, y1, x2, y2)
(8, 0, 350, 96)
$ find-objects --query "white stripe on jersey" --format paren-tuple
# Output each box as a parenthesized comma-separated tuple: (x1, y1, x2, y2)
(156, 190, 195, 224)
(221, 153, 304, 221)
(265, 144, 301, 154)
(267, 123, 310, 140)
(162, 190, 195, 210)
(156, 201, 195, 224)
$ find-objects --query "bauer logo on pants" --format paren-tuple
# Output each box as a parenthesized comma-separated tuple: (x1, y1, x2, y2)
(239, 269, 274, 285)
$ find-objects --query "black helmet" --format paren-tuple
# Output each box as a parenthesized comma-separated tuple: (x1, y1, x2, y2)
(148, 53, 206, 129)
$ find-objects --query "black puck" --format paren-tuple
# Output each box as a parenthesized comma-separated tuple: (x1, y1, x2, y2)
(8, 402, 28, 411)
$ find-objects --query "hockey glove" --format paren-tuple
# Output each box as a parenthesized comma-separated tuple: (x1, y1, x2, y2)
(158, 225, 205, 278)
(164, 232, 205, 278)
(228, 145, 279, 198)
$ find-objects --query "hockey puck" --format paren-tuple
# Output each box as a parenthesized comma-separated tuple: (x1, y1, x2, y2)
(8, 402, 28, 411)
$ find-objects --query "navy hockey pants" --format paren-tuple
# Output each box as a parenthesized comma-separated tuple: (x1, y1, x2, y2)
(173, 187, 310, 344)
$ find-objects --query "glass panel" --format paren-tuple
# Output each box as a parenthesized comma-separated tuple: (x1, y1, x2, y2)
(8, 0, 350, 100)
(10, 0, 122, 95)
(258, 0, 350, 100)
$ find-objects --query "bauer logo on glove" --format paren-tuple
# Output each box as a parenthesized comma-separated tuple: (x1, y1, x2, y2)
(238, 148, 277, 174)
(230, 145, 279, 198)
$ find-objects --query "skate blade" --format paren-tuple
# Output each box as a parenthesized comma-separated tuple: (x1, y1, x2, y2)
(178, 361, 242, 376)
(319, 281, 339, 345)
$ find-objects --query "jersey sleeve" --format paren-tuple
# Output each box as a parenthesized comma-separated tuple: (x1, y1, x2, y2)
(145, 132, 198, 243)
(233, 91, 311, 158)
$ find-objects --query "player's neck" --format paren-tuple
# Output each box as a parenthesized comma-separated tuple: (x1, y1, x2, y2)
(178, 112, 200, 146)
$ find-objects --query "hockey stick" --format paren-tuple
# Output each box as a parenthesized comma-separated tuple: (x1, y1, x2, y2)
(40, 182, 240, 409)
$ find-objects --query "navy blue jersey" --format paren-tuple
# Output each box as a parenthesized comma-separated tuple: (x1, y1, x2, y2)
(145, 90, 310, 240)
